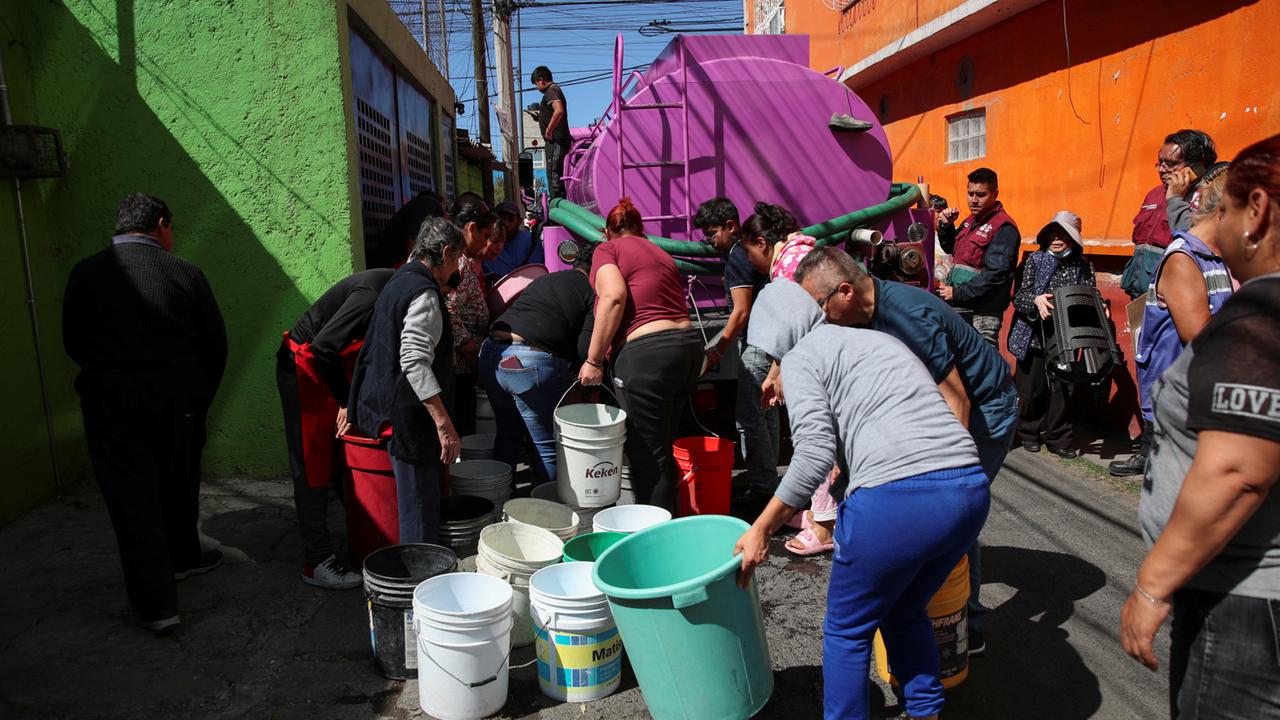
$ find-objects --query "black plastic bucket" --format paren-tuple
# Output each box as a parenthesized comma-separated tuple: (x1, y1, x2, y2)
(363, 543, 458, 679)
(439, 495, 497, 558)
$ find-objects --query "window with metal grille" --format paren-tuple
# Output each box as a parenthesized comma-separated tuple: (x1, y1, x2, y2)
(356, 97, 397, 241)
(754, 0, 785, 35)
(440, 113, 456, 197)
(947, 110, 986, 163)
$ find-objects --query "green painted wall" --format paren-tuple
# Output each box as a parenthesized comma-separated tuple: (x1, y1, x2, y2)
(0, 0, 359, 522)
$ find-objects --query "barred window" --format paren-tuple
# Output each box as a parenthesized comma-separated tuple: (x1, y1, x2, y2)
(947, 110, 986, 163)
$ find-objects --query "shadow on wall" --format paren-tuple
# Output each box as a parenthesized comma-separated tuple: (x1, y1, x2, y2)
(7, 1, 340, 483)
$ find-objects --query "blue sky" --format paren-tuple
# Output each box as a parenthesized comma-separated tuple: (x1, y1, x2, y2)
(391, 0, 746, 159)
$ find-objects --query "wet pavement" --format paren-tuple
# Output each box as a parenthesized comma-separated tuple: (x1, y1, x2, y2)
(0, 449, 1165, 719)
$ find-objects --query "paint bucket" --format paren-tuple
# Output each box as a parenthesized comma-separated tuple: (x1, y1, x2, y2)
(439, 495, 497, 558)
(529, 562, 622, 702)
(591, 515, 773, 719)
(476, 522, 564, 648)
(562, 531, 627, 563)
(554, 396, 627, 508)
(534, 482, 612, 537)
(362, 544, 458, 680)
(503, 498, 580, 542)
(874, 555, 971, 689)
(460, 434, 496, 461)
(672, 436, 734, 517)
(592, 504, 671, 535)
(451, 460, 513, 511)
(413, 572, 514, 720)
(341, 433, 399, 568)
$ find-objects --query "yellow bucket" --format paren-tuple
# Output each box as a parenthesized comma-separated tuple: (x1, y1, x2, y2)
(873, 555, 970, 689)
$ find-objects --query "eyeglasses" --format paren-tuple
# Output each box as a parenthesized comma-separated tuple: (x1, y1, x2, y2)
(1155, 157, 1185, 170)
(817, 284, 842, 310)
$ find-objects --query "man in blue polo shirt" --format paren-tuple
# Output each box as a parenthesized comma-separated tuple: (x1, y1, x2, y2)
(795, 247, 1019, 653)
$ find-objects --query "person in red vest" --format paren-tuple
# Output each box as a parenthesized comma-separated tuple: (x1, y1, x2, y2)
(936, 167, 1021, 346)
(277, 268, 394, 589)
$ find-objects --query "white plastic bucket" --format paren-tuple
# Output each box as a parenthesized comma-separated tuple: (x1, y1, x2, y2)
(532, 483, 611, 537)
(460, 434, 496, 461)
(413, 573, 514, 720)
(591, 504, 672, 534)
(503, 498, 580, 542)
(555, 402, 627, 508)
(529, 563, 622, 702)
(476, 523, 564, 648)
(452, 460, 513, 510)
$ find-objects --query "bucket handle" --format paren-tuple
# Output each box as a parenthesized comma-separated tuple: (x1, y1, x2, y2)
(417, 634, 512, 688)
(679, 466, 703, 516)
(555, 378, 620, 412)
(672, 585, 709, 609)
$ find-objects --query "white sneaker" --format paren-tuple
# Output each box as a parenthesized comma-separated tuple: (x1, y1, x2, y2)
(302, 555, 361, 590)
(143, 615, 181, 635)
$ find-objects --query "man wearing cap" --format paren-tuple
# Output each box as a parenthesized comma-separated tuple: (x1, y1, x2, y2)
(1007, 211, 1096, 458)
(483, 201, 542, 279)
(794, 246, 1019, 655)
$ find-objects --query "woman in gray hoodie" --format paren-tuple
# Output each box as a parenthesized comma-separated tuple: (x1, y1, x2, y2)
(736, 279, 990, 720)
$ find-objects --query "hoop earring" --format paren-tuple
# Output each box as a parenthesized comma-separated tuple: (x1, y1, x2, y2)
(1243, 230, 1263, 251)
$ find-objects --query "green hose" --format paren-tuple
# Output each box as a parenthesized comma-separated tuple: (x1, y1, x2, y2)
(546, 204, 724, 275)
(548, 198, 725, 258)
(803, 183, 921, 244)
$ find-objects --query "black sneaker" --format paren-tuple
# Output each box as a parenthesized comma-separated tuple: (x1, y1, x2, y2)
(174, 549, 223, 580)
(1048, 446, 1080, 459)
(968, 630, 986, 656)
(1108, 453, 1146, 477)
(1021, 441, 1041, 453)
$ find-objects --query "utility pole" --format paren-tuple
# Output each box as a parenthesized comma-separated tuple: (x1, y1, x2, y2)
(419, 0, 431, 59)
(493, 0, 519, 202)
(438, 0, 449, 77)
(470, 0, 491, 146)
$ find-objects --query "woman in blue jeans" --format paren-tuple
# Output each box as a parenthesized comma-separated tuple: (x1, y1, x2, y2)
(478, 246, 595, 484)
(736, 279, 990, 720)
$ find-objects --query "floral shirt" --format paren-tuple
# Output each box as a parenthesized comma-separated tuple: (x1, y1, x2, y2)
(445, 256, 489, 372)
(769, 232, 819, 282)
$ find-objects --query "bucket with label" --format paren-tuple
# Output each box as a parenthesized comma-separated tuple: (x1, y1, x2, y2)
(554, 382, 626, 508)
(562, 531, 627, 563)
(460, 434, 496, 461)
(529, 562, 623, 702)
(874, 554, 970, 689)
(362, 543, 458, 679)
(591, 515, 773, 719)
(475, 522, 564, 647)
(592, 504, 671, 534)
(672, 436, 735, 517)
(451, 460, 513, 511)
(413, 572, 513, 720)
(503, 497, 580, 542)
(439, 495, 497, 558)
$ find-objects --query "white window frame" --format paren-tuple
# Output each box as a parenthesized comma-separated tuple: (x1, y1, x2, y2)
(947, 110, 986, 163)
(754, 0, 785, 35)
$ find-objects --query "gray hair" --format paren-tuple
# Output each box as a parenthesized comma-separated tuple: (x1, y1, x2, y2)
(1191, 162, 1231, 222)
(794, 246, 868, 290)
(410, 217, 464, 267)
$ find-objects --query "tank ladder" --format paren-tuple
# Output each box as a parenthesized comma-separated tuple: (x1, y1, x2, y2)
(612, 33, 693, 240)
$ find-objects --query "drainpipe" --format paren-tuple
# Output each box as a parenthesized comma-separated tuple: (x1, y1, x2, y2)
(0, 52, 64, 490)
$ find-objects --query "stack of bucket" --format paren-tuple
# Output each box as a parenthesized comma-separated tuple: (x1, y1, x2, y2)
(532, 483, 607, 536)
(475, 523, 564, 647)
(592, 504, 672, 534)
(451, 460, 513, 511)
(412, 572, 514, 720)
(529, 562, 623, 702)
(362, 544, 458, 679)
(460, 434, 496, 461)
(502, 498, 580, 542)
(475, 387, 498, 435)
(439, 495, 497, 558)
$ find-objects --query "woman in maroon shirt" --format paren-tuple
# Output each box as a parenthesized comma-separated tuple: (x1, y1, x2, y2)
(579, 198, 704, 511)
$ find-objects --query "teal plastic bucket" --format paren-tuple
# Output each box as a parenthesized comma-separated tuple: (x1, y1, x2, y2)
(562, 531, 627, 563)
(592, 516, 773, 719)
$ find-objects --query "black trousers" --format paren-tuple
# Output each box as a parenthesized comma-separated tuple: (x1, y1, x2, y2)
(80, 385, 206, 621)
(1014, 349, 1072, 449)
(453, 372, 478, 437)
(611, 328, 704, 512)
(275, 354, 341, 566)
(546, 142, 568, 199)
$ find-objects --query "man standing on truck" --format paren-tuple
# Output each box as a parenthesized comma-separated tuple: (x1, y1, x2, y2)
(695, 198, 778, 498)
(935, 167, 1021, 346)
(532, 66, 571, 199)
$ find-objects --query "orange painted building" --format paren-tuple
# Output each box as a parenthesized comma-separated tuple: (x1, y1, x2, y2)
(746, 0, 1280, 436)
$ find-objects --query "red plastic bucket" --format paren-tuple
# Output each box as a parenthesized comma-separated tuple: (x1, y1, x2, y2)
(341, 433, 400, 568)
(672, 436, 735, 517)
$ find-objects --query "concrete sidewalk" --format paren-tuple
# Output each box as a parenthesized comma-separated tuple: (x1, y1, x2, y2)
(0, 451, 1165, 719)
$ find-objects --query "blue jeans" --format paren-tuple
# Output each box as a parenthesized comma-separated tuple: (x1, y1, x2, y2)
(1170, 588, 1280, 719)
(736, 343, 780, 492)
(965, 383, 1020, 632)
(387, 446, 440, 545)
(477, 338, 571, 485)
(824, 466, 990, 720)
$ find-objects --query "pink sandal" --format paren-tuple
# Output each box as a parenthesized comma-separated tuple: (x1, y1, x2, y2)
(784, 509, 809, 530)
(785, 527, 834, 557)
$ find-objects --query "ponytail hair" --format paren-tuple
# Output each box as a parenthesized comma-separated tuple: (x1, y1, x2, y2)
(606, 197, 645, 237)
(740, 202, 799, 246)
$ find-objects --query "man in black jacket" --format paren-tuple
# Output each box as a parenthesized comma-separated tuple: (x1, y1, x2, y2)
(278, 268, 393, 589)
(63, 193, 227, 634)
